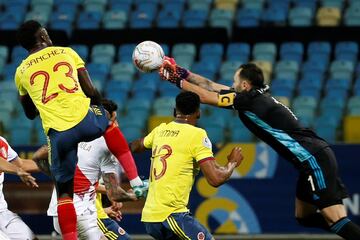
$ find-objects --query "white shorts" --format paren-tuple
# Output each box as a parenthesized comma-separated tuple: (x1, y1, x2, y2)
(53, 209, 104, 240)
(0, 210, 35, 240)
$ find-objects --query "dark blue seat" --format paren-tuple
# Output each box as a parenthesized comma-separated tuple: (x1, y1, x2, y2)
(77, 11, 103, 29)
(280, 42, 304, 64)
(236, 8, 261, 27)
(334, 41, 359, 64)
(118, 44, 137, 62)
(226, 42, 250, 62)
(261, 7, 288, 25)
(182, 9, 208, 28)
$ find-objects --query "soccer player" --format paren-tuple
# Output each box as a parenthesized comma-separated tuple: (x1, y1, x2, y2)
(0, 136, 38, 240)
(33, 100, 137, 240)
(15, 20, 147, 239)
(130, 91, 243, 240)
(159, 59, 360, 239)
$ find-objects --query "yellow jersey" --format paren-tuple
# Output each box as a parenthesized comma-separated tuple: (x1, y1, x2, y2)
(95, 193, 108, 219)
(141, 121, 214, 222)
(15, 46, 91, 134)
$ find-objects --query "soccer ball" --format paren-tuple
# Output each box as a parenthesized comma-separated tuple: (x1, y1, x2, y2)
(132, 41, 165, 73)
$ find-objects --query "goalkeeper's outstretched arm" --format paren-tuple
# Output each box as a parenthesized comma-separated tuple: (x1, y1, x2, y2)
(187, 72, 230, 93)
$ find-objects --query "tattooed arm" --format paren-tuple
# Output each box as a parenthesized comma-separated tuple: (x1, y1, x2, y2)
(186, 72, 230, 93)
(102, 172, 137, 202)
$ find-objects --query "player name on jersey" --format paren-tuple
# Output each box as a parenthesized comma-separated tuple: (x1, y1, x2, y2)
(158, 129, 180, 138)
(21, 49, 67, 73)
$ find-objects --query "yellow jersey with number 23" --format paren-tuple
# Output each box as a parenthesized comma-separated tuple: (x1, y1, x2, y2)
(15, 46, 90, 134)
(141, 121, 214, 222)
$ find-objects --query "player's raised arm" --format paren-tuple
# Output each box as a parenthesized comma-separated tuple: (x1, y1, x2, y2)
(0, 156, 38, 188)
(161, 57, 230, 93)
(11, 156, 41, 173)
(18, 94, 39, 120)
(199, 147, 243, 187)
(159, 58, 236, 107)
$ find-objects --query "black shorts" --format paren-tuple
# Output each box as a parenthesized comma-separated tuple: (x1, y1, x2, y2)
(296, 147, 348, 209)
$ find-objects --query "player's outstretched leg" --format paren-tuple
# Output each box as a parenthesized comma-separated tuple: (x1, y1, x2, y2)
(56, 179, 77, 240)
(296, 199, 360, 239)
(321, 204, 360, 240)
(295, 198, 329, 231)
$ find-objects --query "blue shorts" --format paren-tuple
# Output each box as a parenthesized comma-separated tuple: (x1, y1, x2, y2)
(144, 212, 213, 240)
(97, 218, 130, 240)
(48, 105, 108, 183)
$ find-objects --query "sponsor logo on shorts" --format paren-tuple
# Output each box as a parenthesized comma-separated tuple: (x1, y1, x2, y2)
(197, 232, 205, 240)
(118, 227, 126, 235)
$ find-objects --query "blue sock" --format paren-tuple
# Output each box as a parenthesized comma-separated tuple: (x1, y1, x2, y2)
(330, 217, 360, 240)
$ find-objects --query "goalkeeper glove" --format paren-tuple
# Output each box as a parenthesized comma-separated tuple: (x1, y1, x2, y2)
(159, 56, 190, 88)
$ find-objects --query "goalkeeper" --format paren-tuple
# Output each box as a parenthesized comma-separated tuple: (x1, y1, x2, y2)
(158, 58, 360, 240)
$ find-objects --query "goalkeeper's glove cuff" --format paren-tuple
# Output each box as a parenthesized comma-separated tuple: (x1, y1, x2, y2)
(176, 66, 190, 80)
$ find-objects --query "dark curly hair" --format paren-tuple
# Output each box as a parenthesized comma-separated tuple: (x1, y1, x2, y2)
(176, 91, 200, 115)
(17, 20, 42, 51)
(238, 63, 266, 89)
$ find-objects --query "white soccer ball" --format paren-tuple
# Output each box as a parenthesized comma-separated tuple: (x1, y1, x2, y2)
(132, 41, 165, 73)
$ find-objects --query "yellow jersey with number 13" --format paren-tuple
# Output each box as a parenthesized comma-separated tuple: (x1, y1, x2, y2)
(141, 121, 214, 222)
(14, 46, 90, 134)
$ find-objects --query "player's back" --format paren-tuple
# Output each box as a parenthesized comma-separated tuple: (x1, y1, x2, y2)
(142, 121, 213, 222)
(235, 89, 328, 165)
(15, 46, 90, 134)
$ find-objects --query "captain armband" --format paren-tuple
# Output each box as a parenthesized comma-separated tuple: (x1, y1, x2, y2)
(217, 92, 236, 107)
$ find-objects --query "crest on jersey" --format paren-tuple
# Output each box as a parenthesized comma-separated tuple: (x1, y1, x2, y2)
(0, 147, 7, 159)
(118, 227, 126, 235)
(202, 137, 212, 149)
(197, 232, 205, 240)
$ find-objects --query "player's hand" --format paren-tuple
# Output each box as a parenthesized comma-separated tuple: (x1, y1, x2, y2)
(227, 147, 244, 168)
(104, 206, 122, 221)
(17, 168, 39, 188)
(32, 145, 52, 176)
(110, 201, 123, 221)
(162, 56, 191, 80)
(159, 56, 190, 88)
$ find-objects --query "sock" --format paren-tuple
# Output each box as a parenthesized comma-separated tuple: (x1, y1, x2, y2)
(57, 197, 77, 240)
(104, 122, 139, 181)
(296, 213, 330, 231)
(330, 217, 360, 240)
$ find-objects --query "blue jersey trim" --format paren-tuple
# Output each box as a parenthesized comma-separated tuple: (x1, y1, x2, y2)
(244, 111, 326, 190)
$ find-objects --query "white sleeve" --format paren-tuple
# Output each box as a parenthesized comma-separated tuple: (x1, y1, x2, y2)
(7, 144, 18, 162)
(100, 155, 118, 174)
(0, 137, 18, 162)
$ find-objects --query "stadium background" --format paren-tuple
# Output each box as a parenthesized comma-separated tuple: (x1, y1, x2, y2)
(1, 0, 360, 239)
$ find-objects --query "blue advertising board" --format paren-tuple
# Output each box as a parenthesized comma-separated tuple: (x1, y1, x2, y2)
(10, 143, 360, 235)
